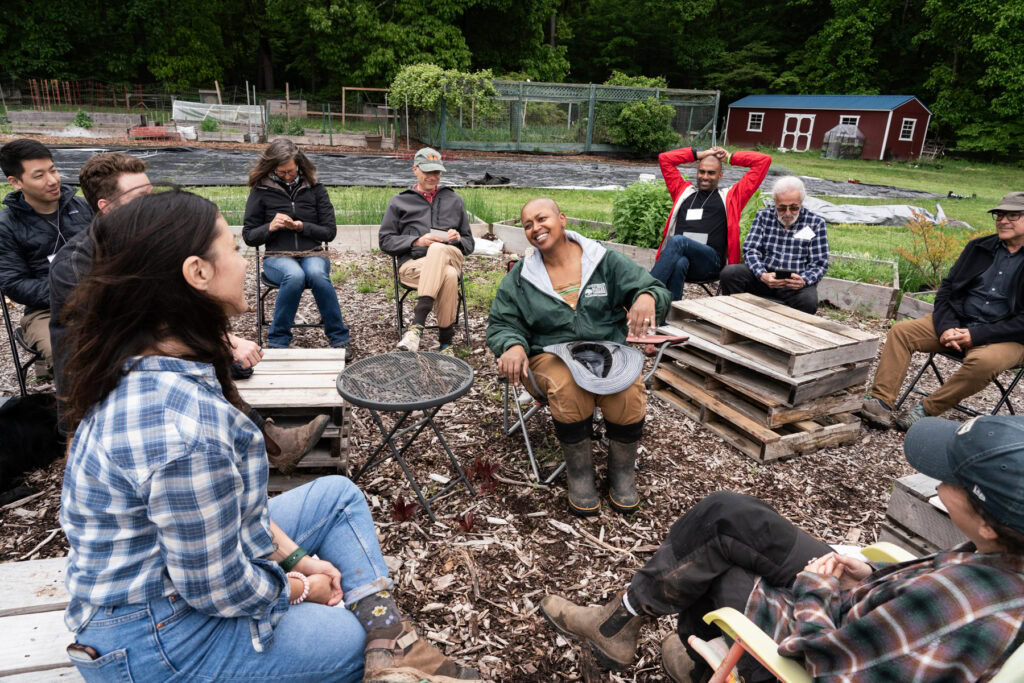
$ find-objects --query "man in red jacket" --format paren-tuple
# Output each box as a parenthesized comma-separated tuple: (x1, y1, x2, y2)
(650, 146, 771, 302)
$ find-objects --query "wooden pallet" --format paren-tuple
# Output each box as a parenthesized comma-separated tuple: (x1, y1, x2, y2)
(883, 474, 967, 554)
(668, 294, 879, 376)
(652, 367, 861, 461)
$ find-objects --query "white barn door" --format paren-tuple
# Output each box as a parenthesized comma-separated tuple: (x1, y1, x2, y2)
(780, 114, 815, 151)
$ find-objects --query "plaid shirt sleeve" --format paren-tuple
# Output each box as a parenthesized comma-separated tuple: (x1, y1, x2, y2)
(743, 209, 771, 278)
(800, 213, 829, 286)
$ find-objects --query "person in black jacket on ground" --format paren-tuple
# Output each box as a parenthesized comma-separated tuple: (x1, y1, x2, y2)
(0, 139, 91, 372)
(242, 140, 349, 351)
(860, 191, 1024, 431)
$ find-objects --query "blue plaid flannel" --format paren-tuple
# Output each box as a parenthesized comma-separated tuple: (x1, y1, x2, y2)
(60, 356, 289, 652)
(743, 207, 829, 285)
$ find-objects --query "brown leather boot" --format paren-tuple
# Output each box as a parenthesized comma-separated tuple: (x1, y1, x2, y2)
(539, 591, 644, 670)
(562, 438, 600, 517)
(607, 439, 640, 514)
(263, 415, 329, 475)
(661, 633, 695, 683)
(363, 620, 482, 682)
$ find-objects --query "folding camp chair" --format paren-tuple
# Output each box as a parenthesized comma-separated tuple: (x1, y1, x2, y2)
(392, 254, 470, 343)
(691, 278, 721, 297)
(894, 351, 1024, 417)
(502, 334, 687, 484)
(255, 246, 326, 346)
(1, 289, 43, 398)
(692, 542, 1024, 683)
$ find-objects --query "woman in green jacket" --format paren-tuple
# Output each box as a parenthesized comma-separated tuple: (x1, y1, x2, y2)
(486, 198, 670, 516)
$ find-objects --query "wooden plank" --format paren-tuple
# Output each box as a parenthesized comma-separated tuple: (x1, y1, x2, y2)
(237, 375, 345, 389)
(733, 293, 878, 342)
(0, 610, 75, 677)
(710, 296, 857, 348)
(887, 475, 968, 549)
(2, 667, 81, 681)
(879, 520, 941, 557)
(663, 320, 795, 377)
(261, 349, 347, 361)
(238, 389, 343, 409)
(819, 277, 899, 319)
(0, 558, 69, 617)
(765, 414, 860, 460)
(897, 293, 934, 321)
(675, 298, 822, 352)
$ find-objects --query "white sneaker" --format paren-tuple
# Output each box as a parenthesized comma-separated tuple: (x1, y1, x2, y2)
(397, 325, 423, 352)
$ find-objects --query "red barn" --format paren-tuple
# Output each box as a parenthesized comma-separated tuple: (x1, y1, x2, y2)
(724, 95, 931, 160)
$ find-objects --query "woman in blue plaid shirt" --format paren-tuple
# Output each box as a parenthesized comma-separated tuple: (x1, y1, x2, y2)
(58, 191, 480, 682)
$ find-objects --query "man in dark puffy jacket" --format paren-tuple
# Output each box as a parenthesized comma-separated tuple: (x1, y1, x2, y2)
(0, 139, 91, 372)
(379, 148, 474, 353)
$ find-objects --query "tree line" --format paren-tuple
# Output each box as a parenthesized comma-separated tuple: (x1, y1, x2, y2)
(2, 0, 1020, 156)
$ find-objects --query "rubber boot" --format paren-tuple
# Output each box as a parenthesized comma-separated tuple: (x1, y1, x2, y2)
(539, 591, 644, 670)
(364, 620, 482, 682)
(607, 439, 640, 514)
(263, 415, 330, 475)
(661, 633, 696, 683)
(562, 438, 600, 517)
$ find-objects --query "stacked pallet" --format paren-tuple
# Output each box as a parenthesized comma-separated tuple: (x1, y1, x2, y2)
(881, 473, 967, 555)
(653, 293, 880, 461)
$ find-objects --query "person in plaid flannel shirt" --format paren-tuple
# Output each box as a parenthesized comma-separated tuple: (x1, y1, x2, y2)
(540, 414, 1024, 681)
(720, 175, 829, 313)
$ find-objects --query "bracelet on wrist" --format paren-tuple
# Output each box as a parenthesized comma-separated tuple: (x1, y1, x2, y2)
(287, 571, 310, 605)
(279, 547, 308, 572)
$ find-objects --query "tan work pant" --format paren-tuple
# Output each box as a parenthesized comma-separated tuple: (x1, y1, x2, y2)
(869, 314, 1024, 415)
(527, 352, 646, 425)
(398, 243, 464, 328)
(20, 308, 54, 368)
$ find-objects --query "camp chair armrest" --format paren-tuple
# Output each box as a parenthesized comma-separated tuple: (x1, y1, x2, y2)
(861, 542, 916, 563)
(702, 607, 812, 683)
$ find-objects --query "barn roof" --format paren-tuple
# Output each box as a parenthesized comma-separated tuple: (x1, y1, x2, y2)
(729, 94, 930, 113)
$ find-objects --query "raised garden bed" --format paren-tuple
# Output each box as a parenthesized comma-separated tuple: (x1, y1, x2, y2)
(268, 133, 395, 149)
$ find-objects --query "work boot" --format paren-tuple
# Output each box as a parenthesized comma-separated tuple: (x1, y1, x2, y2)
(895, 401, 929, 432)
(364, 620, 482, 682)
(562, 438, 600, 517)
(397, 324, 423, 352)
(661, 633, 696, 683)
(859, 395, 892, 428)
(263, 415, 330, 475)
(607, 439, 640, 514)
(539, 591, 644, 671)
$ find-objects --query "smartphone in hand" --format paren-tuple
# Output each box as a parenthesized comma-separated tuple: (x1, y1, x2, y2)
(774, 269, 793, 280)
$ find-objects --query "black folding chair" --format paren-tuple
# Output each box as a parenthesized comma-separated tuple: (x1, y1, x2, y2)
(391, 254, 470, 343)
(1, 289, 43, 397)
(894, 351, 1024, 417)
(691, 278, 721, 297)
(255, 246, 326, 346)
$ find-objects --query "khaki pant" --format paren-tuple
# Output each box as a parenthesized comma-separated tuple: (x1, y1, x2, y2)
(869, 314, 1024, 415)
(527, 352, 646, 425)
(20, 308, 54, 368)
(398, 243, 464, 328)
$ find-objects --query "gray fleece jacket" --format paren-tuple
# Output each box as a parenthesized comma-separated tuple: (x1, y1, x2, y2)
(378, 186, 474, 266)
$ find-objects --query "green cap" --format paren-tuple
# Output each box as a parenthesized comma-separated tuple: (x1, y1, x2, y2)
(413, 147, 445, 172)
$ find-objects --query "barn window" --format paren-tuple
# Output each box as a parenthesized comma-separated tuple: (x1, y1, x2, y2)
(747, 112, 764, 132)
(839, 115, 859, 127)
(899, 118, 916, 141)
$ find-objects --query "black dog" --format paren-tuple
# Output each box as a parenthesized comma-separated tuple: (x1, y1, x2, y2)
(0, 393, 65, 506)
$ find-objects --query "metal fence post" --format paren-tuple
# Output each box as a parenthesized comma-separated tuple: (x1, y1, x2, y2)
(328, 102, 332, 146)
(712, 90, 720, 146)
(440, 97, 448, 150)
(584, 84, 596, 153)
(516, 82, 524, 152)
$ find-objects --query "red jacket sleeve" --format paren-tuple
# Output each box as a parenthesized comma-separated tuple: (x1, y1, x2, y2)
(723, 150, 772, 265)
(658, 147, 697, 202)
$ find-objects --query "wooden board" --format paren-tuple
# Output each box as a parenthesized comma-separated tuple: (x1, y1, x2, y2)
(879, 519, 942, 557)
(819, 277, 899, 319)
(0, 610, 76, 677)
(236, 348, 346, 409)
(0, 557, 68, 617)
(885, 474, 968, 550)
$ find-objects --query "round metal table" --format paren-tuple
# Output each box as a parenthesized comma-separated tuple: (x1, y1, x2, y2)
(337, 351, 475, 521)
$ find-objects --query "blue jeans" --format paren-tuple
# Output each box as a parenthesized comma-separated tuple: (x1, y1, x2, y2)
(263, 255, 349, 347)
(69, 476, 391, 682)
(649, 235, 722, 301)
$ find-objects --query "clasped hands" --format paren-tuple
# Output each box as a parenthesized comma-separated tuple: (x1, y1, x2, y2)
(413, 229, 460, 248)
(269, 212, 303, 233)
(803, 551, 873, 590)
(940, 326, 973, 352)
(291, 555, 344, 606)
(697, 146, 728, 163)
(760, 271, 805, 290)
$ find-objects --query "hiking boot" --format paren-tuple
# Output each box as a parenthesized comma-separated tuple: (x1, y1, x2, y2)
(539, 591, 644, 670)
(364, 620, 482, 682)
(859, 396, 892, 428)
(562, 438, 600, 517)
(607, 440, 640, 514)
(895, 401, 929, 432)
(438, 344, 456, 357)
(264, 415, 330, 475)
(661, 633, 695, 683)
(397, 325, 423, 352)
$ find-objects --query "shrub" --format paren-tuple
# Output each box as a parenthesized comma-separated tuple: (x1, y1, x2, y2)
(199, 117, 219, 132)
(389, 63, 499, 118)
(267, 116, 286, 135)
(612, 180, 673, 249)
(609, 98, 679, 156)
(72, 110, 93, 129)
(895, 212, 985, 291)
(286, 118, 306, 136)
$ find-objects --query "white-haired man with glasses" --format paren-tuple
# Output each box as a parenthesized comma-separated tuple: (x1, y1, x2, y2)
(719, 175, 828, 314)
(861, 191, 1024, 431)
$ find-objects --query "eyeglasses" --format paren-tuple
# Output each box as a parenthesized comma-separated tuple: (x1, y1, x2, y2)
(993, 211, 1023, 222)
(776, 204, 801, 213)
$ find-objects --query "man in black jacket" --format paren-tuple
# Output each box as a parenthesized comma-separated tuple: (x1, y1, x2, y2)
(861, 191, 1024, 430)
(379, 148, 474, 353)
(0, 139, 91, 373)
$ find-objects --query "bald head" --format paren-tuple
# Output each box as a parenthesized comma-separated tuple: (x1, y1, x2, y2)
(696, 155, 723, 191)
(521, 197, 560, 220)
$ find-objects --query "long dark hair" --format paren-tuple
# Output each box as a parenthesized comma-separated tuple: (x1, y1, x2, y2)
(64, 190, 239, 425)
(247, 139, 317, 186)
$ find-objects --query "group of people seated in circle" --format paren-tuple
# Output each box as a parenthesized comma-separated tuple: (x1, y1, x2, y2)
(2, 136, 1023, 681)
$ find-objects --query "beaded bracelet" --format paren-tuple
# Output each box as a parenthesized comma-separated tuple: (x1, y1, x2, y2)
(279, 547, 308, 572)
(287, 571, 310, 605)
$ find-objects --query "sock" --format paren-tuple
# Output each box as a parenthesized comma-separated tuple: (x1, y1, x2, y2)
(352, 589, 402, 637)
(413, 296, 435, 326)
(439, 324, 455, 348)
(621, 590, 640, 617)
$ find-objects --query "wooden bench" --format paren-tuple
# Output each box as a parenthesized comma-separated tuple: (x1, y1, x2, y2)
(0, 556, 81, 680)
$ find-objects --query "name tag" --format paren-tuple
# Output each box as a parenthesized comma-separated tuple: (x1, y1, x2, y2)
(583, 283, 608, 298)
(794, 226, 815, 240)
(685, 208, 704, 222)
(683, 232, 708, 245)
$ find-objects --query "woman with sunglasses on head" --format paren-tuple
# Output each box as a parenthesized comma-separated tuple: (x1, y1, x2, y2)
(59, 190, 480, 682)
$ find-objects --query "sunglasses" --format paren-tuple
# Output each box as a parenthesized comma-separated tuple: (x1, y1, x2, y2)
(776, 204, 802, 213)
(993, 211, 1023, 222)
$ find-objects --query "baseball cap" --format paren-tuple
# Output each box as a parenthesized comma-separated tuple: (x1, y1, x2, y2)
(413, 147, 445, 172)
(988, 192, 1024, 213)
(904, 416, 1024, 534)
(542, 341, 644, 395)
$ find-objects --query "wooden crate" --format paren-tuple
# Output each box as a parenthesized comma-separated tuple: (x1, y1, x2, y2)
(668, 293, 879, 376)
(883, 473, 967, 554)
(652, 367, 861, 461)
